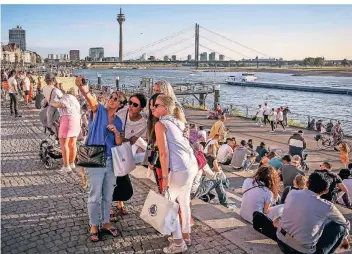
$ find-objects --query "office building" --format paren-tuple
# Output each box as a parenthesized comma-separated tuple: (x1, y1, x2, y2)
(140, 53, 148, 61)
(200, 52, 207, 61)
(187, 54, 192, 61)
(209, 52, 217, 61)
(69, 50, 80, 61)
(89, 47, 104, 59)
(219, 55, 225, 61)
(164, 55, 169, 61)
(9, 25, 26, 51)
(171, 55, 177, 61)
(60, 54, 69, 61)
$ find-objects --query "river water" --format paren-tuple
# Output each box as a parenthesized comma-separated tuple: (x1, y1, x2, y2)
(73, 68, 352, 133)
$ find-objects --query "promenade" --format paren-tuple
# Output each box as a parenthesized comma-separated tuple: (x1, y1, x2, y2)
(1, 105, 351, 254)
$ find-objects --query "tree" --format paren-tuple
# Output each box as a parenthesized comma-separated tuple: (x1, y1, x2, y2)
(341, 59, 350, 67)
(314, 57, 325, 67)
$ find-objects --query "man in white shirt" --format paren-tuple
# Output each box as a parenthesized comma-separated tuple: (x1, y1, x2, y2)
(43, 72, 63, 134)
(263, 102, 270, 126)
(217, 138, 234, 165)
(256, 105, 264, 127)
(7, 70, 22, 117)
(21, 73, 31, 105)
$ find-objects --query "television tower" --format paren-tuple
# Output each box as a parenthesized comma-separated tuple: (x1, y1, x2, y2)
(117, 8, 126, 62)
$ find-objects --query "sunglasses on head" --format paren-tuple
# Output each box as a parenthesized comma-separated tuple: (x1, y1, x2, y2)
(109, 95, 119, 102)
(129, 101, 139, 107)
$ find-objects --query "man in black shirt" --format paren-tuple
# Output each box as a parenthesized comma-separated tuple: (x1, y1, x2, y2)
(315, 161, 351, 207)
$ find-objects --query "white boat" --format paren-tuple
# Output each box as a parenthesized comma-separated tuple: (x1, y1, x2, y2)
(225, 72, 257, 84)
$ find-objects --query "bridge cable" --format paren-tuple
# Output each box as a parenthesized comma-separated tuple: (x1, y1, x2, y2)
(147, 36, 194, 56)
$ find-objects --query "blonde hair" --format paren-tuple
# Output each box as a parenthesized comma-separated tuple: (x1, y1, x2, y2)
(157, 95, 185, 122)
(154, 80, 177, 102)
(207, 144, 217, 158)
(67, 87, 77, 96)
(294, 175, 307, 189)
(340, 142, 350, 154)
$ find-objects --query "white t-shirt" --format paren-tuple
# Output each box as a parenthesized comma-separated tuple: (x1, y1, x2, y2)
(8, 77, 17, 94)
(198, 130, 207, 141)
(277, 111, 284, 121)
(217, 144, 233, 163)
(58, 94, 81, 117)
(204, 139, 217, 154)
(269, 111, 277, 121)
(240, 178, 273, 224)
(23, 77, 30, 91)
(263, 106, 270, 115)
(257, 108, 264, 117)
(116, 109, 147, 140)
(43, 85, 63, 103)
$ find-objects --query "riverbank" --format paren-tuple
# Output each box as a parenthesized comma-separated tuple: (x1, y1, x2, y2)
(197, 67, 352, 77)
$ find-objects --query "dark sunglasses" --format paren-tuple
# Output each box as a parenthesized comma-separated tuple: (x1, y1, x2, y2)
(109, 95, 119, 102)
(129, 101, 139, 107)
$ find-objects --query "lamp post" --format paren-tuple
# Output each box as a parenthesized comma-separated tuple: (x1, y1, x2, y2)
(116, 76, 120, 91)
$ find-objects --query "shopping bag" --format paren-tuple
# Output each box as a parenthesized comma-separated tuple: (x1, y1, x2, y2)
(140, 190, 179, 235)
(111, 142, 136, 177)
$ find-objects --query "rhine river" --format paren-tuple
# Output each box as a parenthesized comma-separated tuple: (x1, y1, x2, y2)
(73, 68, 352, 131)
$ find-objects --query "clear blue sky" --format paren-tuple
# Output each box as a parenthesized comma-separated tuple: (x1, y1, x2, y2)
(1, 4, 351, 60)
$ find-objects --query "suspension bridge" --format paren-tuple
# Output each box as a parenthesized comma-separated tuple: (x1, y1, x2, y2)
(87, 23, 295, 67)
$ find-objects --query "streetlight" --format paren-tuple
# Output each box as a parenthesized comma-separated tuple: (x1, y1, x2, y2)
(116, 76, 120, 91)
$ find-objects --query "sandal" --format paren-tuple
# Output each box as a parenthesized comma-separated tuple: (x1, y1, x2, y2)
(89, 231, 100, 242)
(109, 210, 119, 222)
(101, 227, 119, 237)
(119, 206, 128, 215)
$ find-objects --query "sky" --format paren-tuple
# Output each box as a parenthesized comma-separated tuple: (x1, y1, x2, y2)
(1, 4, 352, 60)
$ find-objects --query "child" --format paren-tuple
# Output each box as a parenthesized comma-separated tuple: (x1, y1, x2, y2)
(281, 175, 307, 204)
(339, 142, 350, 168)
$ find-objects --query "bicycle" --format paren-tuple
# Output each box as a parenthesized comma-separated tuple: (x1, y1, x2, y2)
(315, 132, 351, 154)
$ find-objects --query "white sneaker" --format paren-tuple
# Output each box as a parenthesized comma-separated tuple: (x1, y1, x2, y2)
(260, 125, 263, 127)
(70, 163, 76, 169)
(163, 242, 187, 253)
(58, 166, 72, 173)
(269, 130, 274, 133)
(168, 237, 191, 246)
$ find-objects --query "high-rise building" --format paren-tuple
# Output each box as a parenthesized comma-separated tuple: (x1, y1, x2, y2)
(117, 8, 126, 62)
(219, 55, 225, 61)
(9, 25, 26, 51)
(209, 52, 217, 61)
(187, 54, 192, 61)
(89, 47, 104, 59)
(164, 55, 169, 61)
(171, 55, 177, 61)
(200, 52, 207, 61)
(60, 54, 69, 61)
(69, 50, 80, 61)
(140, 53, 148, 61)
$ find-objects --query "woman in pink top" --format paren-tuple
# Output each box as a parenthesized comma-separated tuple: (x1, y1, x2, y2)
(50, 87, 81, 172)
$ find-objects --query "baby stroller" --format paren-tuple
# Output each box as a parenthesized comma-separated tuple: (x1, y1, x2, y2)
(39, 124, 62, 169)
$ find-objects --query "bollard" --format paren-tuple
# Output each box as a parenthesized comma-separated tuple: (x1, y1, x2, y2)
(97, 74, 102, 85)
(213, 84, 220, 110)
(116, 76, 120, 91)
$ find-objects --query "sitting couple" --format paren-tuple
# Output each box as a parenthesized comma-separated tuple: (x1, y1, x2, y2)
(191, 143, 234, 208)
(252, 170, 350, 254)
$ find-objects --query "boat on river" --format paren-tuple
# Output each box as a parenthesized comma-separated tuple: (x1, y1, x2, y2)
(225, 73, 257, 84)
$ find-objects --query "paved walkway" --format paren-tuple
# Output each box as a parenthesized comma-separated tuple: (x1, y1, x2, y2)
(1, 106, 245, 254)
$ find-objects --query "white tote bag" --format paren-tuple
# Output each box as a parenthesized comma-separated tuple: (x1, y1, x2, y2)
(111, 142, 136, 177)
(140, 190, 180, 235)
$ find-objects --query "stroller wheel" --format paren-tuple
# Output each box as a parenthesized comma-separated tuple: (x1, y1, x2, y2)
(44, 158, 53, 169)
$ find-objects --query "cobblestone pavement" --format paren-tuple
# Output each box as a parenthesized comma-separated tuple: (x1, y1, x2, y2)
(1, 106, 246, 254)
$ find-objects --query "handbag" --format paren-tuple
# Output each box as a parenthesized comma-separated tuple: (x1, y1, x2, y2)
(140, 189, 179, 235)
(112, 174, 133, 201)
(76, 111, 108, 168)
(111, 109, 136, 176)
(76, 136, 107, 168)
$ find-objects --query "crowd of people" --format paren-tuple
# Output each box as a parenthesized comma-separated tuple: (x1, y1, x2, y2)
(254, 103, 290, 132)
(2, 69, 352, 253)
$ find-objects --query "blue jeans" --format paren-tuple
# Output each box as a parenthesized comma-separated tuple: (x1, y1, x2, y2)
(85, 157, 115, 226)
(278, 221, 347, 254)
(193, 177, 228, 206)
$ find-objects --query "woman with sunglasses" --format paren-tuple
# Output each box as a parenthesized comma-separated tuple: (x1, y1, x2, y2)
(153, 95, 198, 253)
(113, 93, 148, 216)
(75, 77, 124, 242)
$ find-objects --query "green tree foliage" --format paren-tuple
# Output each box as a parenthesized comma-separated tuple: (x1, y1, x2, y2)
(341, 59, 350, 67)
(302, 57, 325, 67)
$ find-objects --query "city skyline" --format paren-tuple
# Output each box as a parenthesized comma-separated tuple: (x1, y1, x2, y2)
(1, 4, 352, 60)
